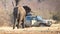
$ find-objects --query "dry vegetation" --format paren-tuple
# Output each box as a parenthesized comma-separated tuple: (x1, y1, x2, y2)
(0, 0, 60, 26)
(0, 0, 60, 34)
(0, 24, 60, 34)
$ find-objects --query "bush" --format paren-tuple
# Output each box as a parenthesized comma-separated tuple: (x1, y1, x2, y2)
(52, 11, 60, 21)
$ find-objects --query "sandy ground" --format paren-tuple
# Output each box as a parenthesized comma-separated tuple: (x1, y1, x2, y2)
(0, 24, 60, 34)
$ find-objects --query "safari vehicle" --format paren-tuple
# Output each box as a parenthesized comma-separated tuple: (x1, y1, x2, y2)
(25, 14, 52, 27)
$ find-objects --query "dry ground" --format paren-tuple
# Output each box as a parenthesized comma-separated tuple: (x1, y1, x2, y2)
(0, 24, 60, 34)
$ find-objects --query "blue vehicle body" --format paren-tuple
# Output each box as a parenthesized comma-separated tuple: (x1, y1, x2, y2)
(25, 15, 52, 27)
(25, 15, 43, 26)
(26, 15, 43, 22)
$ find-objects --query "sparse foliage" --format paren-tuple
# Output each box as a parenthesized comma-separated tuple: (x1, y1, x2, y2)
(52, 11, 60, 21)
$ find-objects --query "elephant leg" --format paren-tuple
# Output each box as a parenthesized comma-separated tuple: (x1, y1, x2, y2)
(13, 7, 18, 29)
(17, 22, 19, 29)
(17, 17, 20, 29)
(18, 21, 22, 29)
(13, 17, 16, 29)
(17, 15, 22, 29)
(22, 18, 25, 28)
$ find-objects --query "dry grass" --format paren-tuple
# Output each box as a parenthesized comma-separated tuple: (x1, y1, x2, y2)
(0, 24, 60, 34)
(0, 0, 60, 34)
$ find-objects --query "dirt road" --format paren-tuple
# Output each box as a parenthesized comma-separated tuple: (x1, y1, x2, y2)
(0, 27, 60, 34)
(0, 24, 60, 34)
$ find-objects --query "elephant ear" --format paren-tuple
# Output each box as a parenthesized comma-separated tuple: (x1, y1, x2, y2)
(23, 6, 31, 13)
